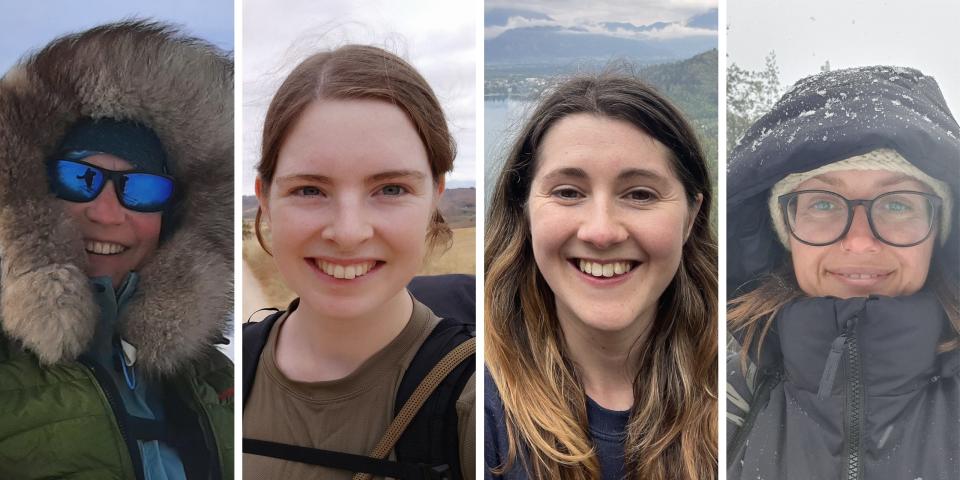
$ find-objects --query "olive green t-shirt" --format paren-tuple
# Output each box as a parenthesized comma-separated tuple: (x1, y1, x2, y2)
(243, 297, 476, 479)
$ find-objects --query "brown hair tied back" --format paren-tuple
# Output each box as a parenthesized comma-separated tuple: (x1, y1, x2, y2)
(254, 44, 455, 255)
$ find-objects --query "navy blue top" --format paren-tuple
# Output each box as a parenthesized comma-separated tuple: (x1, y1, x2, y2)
(485, 369, 629, 479)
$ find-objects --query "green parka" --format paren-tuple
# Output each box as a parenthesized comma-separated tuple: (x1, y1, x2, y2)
(0, 21, 234, 479)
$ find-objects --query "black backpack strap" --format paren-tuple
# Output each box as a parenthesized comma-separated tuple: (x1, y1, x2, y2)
(726, 366, 783, 469)
(244, 439, 451, 479)
(394, 318, 476, 480)
(242, 303, 292, 409)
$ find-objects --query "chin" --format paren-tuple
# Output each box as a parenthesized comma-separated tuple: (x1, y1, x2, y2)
(571, 309, 646, 333)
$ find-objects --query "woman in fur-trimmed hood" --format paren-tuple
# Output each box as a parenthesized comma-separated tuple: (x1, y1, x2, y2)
(0, 21, 233, 479)
(726, 66, 960, 479)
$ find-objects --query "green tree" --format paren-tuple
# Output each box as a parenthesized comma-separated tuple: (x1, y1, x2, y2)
(726, 51, 782, 153)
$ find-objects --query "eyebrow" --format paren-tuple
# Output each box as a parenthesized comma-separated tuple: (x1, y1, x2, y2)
(616, 168, 669, 183)
(273, 169, 426, 186)
(540, 167, 668, 183)
(274, 173, 332, 186)
(367, 169, 427, 183)
(810, 173, 922, 189)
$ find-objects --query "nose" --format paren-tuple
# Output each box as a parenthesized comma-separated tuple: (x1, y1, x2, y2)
(576, 199, 628, 249)
(321, 198, 374, 248)
(85, 181, 126, 225)
(841, 205, 881, 253)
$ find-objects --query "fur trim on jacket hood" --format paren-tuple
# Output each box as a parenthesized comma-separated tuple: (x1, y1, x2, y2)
(727, 66, 960, 294)
(0, 21, 233, 375)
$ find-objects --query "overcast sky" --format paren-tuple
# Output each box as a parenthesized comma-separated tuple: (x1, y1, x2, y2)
(0, 1, 232, 72)
(728, 0, 959, 113)
(486, 0, 716, 26)
(243, 0, 476, 194)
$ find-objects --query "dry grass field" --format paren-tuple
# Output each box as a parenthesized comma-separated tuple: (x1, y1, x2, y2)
(242, 222, 476, 320)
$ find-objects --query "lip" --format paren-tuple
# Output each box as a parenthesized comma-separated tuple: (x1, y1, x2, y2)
(305, 256, 384, 282)
(567, 258, 639, 287)
(826, 266, 894, 287)
(84, 238, 130, 256)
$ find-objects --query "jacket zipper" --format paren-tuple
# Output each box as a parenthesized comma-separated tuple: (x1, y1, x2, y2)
(79, 356, 146, 480)
(843, 319, 864, 480)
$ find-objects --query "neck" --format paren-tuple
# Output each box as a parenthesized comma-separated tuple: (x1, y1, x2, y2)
(275, 289, 414, 382)
(558, 306, 653, 411)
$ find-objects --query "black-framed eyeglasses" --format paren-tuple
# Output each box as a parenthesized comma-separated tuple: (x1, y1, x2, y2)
(778, 190, 942, 247)
(47, 158, 176, 213)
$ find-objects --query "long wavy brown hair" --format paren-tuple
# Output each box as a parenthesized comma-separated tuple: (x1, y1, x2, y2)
(485, 73, 718, 479)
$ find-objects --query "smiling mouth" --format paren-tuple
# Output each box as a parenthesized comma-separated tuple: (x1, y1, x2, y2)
(573, 259, 638, 278)
(85, 240, 128, 256)
(314, 259, 379, 280)
(827, 269, 894, 283)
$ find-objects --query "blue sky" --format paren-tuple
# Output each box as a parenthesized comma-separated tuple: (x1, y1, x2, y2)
(0, 0, 233, 72)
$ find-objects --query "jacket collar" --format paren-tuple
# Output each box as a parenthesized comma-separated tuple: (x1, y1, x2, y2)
(768, 293, 959, 397)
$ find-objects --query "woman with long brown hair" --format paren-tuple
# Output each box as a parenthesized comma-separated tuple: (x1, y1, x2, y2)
(726, 66, 960, 479)
(484, 73, 718, 479)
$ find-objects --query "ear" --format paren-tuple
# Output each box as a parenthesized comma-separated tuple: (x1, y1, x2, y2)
(254, 176, 269, 221)
(434, 175, 446, 205)
(685, 193, 703, 241)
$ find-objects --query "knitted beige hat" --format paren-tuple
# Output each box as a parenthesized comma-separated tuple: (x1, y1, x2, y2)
(768, 148, 952, 249)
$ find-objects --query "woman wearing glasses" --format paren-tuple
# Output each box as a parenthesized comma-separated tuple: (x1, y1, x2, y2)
(0, 23, 233, 478)
(727, 66, 960, 479)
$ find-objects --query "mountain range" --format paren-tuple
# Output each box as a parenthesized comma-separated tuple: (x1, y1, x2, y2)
(486, 7, 717, 66)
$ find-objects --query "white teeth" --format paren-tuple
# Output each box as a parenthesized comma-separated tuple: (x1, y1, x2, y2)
(85, 241, 127, 255)
(577, 260, 634, 278)
(316, 260, 376, 280)
(843, 273, 879, 279)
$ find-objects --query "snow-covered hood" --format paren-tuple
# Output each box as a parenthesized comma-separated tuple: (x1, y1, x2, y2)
(727, 66, 960, 293)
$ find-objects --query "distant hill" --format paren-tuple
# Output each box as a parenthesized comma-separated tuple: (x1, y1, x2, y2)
(687, 9, 718, 30)
(639, 49, 717, 129)
(241, 187, 476, 228)
(486, 26, 714, 66)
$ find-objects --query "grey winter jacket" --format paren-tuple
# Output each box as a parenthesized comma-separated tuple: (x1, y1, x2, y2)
(727, 293, 960, 479)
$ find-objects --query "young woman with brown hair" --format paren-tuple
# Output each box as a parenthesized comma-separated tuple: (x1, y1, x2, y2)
(484, 73, 718, 479)
(242, 45, 475, 480)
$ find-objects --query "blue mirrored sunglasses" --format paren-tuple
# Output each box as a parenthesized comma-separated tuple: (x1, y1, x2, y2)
(47, 158, 175, 213)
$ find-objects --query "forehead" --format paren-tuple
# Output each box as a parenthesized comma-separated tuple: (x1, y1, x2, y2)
(535, 113, 676, 181)
(273, 98, 430, 180)
(798, 170, 932, 194)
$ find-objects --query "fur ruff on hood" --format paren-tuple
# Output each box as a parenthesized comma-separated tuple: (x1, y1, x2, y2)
(0, 21, 233, 376)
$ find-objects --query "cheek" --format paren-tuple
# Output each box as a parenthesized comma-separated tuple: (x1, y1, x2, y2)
(634, 211, 687, 264)
(900, 242, 935, 289)
(789, 242, 824, 294)
(131, 214, 162, 245)
(528, 203, 573, 264)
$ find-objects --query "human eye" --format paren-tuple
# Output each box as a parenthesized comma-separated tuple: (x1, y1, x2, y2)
(625, 188, 658, 203)
(811, 199, 837, 211)
(378, 184, 409, 197)
(291, 185, 324, 197)
(550, 187, 584, 201)
(876, 193, 925, 218)
(801, 194, 841, 212)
